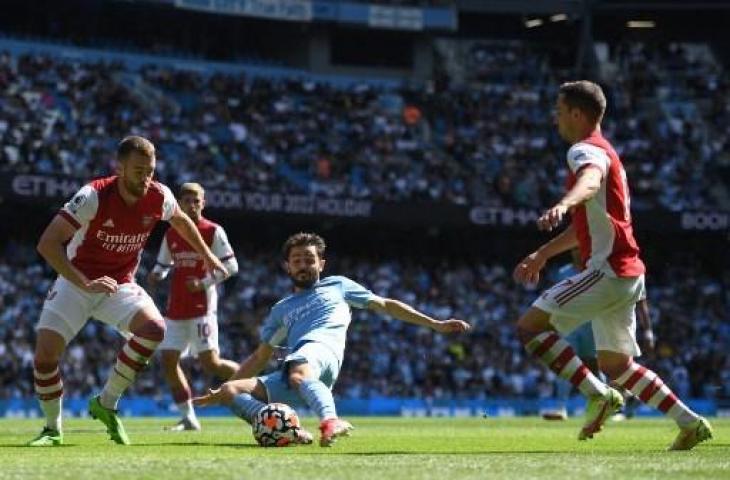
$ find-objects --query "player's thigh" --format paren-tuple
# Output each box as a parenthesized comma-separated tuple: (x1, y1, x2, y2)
(285, 342, 340, 385)
(534, 269, 621, 323)
(566, 322, 596, 359)
(159, 318, 194, 352)
(593, 303, 641, 357)
(37, 277, 94, 344)
(92, 283, 160, 334)
(189, 314, 219, 356)
(549, 313, 589, 338)
(258, 371, 303, 407)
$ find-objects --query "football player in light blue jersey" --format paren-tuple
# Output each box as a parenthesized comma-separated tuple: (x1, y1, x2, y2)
(194, 232, 470, 446)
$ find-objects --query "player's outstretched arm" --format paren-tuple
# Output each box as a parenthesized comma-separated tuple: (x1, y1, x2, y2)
(37, 215, 117, 294)
(367, 297, 470, 334)
(513, 224, 578, 286)
(229, 343, 275, 381)
(168, 208, 227, 278)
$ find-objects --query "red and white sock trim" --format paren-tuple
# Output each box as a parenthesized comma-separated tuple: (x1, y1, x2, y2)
(614, 362, 697, 424)
(526, 332, 606, 397)
(115, 336, 159, 380)
(34, 367, 63, 400)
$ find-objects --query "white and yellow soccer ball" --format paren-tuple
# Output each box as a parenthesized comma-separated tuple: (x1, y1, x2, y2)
(252, 403, 302, 447)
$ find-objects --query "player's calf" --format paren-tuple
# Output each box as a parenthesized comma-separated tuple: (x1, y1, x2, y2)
(100, 317, 164, 410)
(521, 329, 608, 398)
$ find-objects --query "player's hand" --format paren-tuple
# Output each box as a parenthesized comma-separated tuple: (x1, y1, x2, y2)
(193, 384, 235, 407)
(513, 251, 546, 286)
(186, 277, 205, 293)
(434, 319, 471, 334)
(537, 203, 568, 231)
(84, 276, 118, 294)
(203, 254, 228, 280)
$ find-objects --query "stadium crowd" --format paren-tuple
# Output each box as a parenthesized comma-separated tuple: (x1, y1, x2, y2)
(0, 39, 728, 404)
(1, 40, 728, 211)
(1, 242, 727, 402)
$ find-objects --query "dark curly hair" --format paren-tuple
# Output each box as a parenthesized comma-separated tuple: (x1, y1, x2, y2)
(281, 232, 326, 260)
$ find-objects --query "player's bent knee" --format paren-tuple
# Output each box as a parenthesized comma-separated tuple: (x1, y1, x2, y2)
(516, 308, 551, 343)
(288, 372, 306, 389)
(33, 359, 59, 374)
(597, 352, 632, 380)
(131, 315, 165, 342)
(198, 351, 220, 373)
(34, 325, 69, 363)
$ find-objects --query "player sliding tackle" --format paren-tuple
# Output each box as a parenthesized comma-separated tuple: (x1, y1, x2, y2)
(27, 136, 227, 446)
(513, 81, 712, 450)
(194, 232, 470, 446)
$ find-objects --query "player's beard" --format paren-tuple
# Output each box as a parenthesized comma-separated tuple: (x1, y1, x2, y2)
(123, 177, 148, 198)
(290, 270, 318, 289)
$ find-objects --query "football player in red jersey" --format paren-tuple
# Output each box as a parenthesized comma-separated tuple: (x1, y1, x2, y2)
(148, 182, 239, 431)
(28, 136, 227, 446)
(514, 81, 711, 450)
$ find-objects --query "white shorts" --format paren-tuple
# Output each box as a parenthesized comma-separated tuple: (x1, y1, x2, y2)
(533, 269, 645, 356)
(159, 315, 219, 356)
(38, 276, 159, 344)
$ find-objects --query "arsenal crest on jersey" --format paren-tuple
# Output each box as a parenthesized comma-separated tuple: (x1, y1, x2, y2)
(141, 215, 154, 228)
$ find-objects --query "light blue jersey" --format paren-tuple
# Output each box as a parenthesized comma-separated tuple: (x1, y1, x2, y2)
(257, 275, 378, 406)
(260, 275, 378, 366)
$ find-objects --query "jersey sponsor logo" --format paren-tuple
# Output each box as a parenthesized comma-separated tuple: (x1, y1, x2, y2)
(95, 230, 151, 253)
(102, 218, 115, 228)
(67, 191, 88, 214)
(173, 250, 201, 268)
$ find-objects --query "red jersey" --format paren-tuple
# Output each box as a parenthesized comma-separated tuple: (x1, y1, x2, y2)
(155, 217, 235, 320)
(58, 176, 177, 284)
(565, 130, 645, 278)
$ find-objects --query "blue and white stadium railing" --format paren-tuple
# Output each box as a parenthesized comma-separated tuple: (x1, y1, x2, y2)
(0, 397, 722, 418)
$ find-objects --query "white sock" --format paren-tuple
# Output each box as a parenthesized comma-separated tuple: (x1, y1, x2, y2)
(177, 400, 196, 420)
(100, 336, 160, 410)
(100, 371, 131, 410)
(34, 366, 64, 432)
(40, 397, 63, 432)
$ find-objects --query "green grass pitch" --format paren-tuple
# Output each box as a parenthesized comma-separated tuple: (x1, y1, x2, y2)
(1, 417, 728, 480)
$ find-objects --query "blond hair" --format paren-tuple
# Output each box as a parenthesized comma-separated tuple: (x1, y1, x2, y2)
(179, 182, 205, 198)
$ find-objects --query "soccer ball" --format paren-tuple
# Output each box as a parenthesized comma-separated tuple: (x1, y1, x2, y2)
(252, 403, 302, 447)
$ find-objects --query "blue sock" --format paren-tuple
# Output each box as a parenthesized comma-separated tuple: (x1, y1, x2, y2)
(230, 393, 266, 424)
(298, 379, 337, 420)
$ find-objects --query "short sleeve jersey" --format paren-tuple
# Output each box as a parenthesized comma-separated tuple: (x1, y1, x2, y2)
(157, 217, 235, 319)
(260, 276, 378, 364)
(565, 131, 645, 278)
(58, 176, 177, 284)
